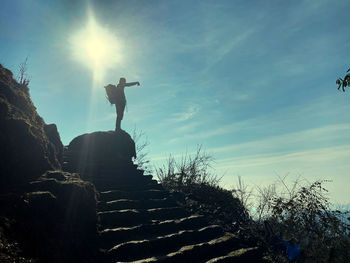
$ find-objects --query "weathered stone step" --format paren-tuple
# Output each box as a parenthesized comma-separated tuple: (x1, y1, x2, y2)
(99, 215, 208, 249)
(92, 168, 146, 176)
(97, 168, 144, 177)
(81, 171, 148, 182)
(99, 189, 169, 202)
(108, 225, 224, 261)
(79, 175, 154, 191)
(98, 197, 177, 211)
(63, 161, 140, 175)
(62, 161, 69, 169)
(94, 179, 162, 191)
(97, 174, 153, 183)
(62, 153, 70, 159)
(98, 207, 190, 228)
(205, 247, 265, 263)
(131, 233, 244, 263)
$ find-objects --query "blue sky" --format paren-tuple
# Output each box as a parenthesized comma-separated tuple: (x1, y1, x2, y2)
(1, 0, 349, 204)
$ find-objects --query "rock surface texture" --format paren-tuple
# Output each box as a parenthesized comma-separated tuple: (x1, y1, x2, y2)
(0, 64, 62, 187)
(64, 130, 136, 178)
(0, 65, 98, 263)
(20, 171, 98, 262)
(63, 132, 269, 263)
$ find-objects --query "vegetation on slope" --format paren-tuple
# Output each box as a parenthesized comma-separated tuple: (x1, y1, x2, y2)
(156, 147, 250, 232)
(154, 146, 350, 263)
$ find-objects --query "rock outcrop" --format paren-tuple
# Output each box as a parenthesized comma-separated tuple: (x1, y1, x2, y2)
(64, 130, 136, 179)
(0, 65, 98, 263)
(0, 64, 61, 188)
(0, 171, 98, 263)
(44, 123, 64, 165)
(20, 171, 98, 262)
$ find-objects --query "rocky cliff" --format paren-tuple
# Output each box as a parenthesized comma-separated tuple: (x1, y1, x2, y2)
(0, 64, 98, 263)
(0, 64, 62, 187)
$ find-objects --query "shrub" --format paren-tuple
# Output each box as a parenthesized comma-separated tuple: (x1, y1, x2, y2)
(132, 127, 152, 174)
(246, 177, 350, 262)
(156, 146, 250, 229)
(16, 57, 30, 87)
(156, 146, 219, 190)
(269, 180, 350, 262)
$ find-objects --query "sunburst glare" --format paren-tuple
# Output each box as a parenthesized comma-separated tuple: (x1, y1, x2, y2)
(69, 9, 122, 82)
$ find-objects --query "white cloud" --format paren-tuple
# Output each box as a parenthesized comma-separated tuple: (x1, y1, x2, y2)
(202, 28, 257, 74)
(169, 104, 200, 122)
(209, 123, 350, 157)
(215, 144, 350, 170)
(165, 92, 350, 143)
(174, 121, 203, 133)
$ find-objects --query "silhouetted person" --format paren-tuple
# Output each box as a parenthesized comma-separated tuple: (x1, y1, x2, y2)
(104, 78, 140, 131)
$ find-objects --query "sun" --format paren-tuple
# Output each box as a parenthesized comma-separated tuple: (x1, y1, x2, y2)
(69, 10, 122, 82)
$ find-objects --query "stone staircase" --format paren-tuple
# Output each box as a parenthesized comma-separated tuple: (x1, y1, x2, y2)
(62, 141, 269, 263)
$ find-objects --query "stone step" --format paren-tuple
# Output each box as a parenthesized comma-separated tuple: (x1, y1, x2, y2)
(98, 207, 190, 228)
(205, 247, 265, 263)
(99, 189, 169, 202)
(101, 170, 149, 177)
(93, 179, 161, 192)
(99, 215, 208, 249)
(82, 171, 147, 181)
(76, 164, 140, 174)
(94, 174, 153, 185)
(107, 225, 224, 262)
(131, 233, 244, 263)
(97, 168, 145, 177)
(62, 162, 69, 170)
(78, 175, 154, 191)
(96, 182, 163, 192)
(63, 161, 139, 175)
(98, 197, 177, 211)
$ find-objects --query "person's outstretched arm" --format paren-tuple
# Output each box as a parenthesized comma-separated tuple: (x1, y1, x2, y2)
(124, 81, 140, 87)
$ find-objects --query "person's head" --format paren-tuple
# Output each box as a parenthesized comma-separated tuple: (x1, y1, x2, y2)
(119, 77, 126, 84)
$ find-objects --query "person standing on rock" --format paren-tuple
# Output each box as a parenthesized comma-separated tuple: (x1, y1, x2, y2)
(104, 77, 140, 131)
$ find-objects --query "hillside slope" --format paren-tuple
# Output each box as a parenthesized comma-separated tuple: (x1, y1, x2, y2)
(0, 64, 98, 263)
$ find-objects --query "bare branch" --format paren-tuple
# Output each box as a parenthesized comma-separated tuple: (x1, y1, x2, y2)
(132, 127, 152, 174)
(17, 57, 30, 87)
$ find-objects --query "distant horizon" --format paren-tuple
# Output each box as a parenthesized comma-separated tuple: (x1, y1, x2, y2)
(1, 0, 349, 205)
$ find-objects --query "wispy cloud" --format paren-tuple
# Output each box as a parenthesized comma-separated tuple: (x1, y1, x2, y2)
(162, 93, 350, 144)
(173, 120, 203, 133)
(169, 104, 199, 122)
(150, 123, 350, 167)
(209, 123, 350, 157)
(203, 28, 257, 72)
(215, 144, 350, 170)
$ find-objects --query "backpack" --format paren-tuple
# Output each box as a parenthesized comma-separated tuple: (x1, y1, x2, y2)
(104, 84, 116, 104)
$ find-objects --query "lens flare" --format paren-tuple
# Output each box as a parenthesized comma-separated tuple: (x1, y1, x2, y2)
(69, 9, 122, 82)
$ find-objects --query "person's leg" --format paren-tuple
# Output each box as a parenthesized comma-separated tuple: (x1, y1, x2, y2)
(115, 103, 125, 131)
